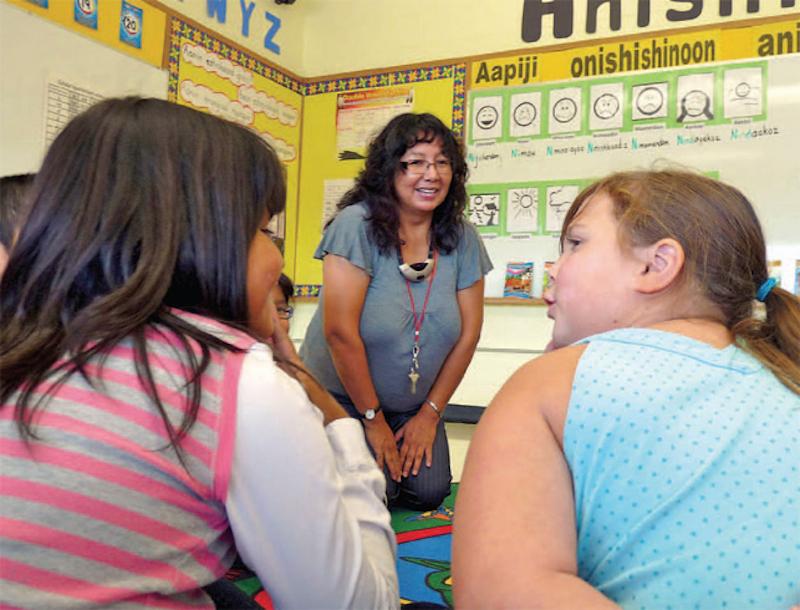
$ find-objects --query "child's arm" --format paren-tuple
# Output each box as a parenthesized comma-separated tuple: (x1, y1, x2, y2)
(452, 345, 620, 609)
(227, 345, 397, 609)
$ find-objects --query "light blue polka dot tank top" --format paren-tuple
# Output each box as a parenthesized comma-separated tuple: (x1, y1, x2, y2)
(564, 328, 799, 610)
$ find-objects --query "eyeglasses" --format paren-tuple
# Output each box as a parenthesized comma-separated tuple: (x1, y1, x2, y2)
(399, 159, 453, 176)
(276, 306, 294, 320)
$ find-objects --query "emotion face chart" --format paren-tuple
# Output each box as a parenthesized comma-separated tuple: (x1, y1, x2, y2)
(466, 55, 800, 298)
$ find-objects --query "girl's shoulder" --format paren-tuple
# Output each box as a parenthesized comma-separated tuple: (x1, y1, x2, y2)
(166, 309, 257, 351)
(489, 345, 586, 444)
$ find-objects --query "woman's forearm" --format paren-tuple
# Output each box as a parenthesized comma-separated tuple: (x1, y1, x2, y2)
(326, 330, 381, 411)
(424, 334, 480, 409)
(426, 280, 484, 410)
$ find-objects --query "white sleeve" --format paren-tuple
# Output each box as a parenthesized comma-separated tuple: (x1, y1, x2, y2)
(225, 344, 399, 610)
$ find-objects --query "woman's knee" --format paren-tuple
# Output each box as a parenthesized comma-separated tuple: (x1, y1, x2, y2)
(401, 476, 451, 511)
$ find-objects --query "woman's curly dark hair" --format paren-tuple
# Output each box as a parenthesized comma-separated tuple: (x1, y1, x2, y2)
(335, 113, 468, 255)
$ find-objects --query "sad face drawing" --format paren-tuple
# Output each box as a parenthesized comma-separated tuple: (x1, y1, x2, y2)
(592, 93, 619, 120)
(635, 86, 665, 116)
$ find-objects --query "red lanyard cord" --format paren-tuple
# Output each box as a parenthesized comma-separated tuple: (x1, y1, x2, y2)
(405, 250, 438, 342)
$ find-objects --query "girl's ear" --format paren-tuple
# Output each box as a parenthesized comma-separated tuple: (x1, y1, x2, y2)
(634, 238, 685, 294)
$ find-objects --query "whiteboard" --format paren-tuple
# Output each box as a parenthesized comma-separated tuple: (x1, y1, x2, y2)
(466, 54, 800, 297)
(0, 2, 168, 175)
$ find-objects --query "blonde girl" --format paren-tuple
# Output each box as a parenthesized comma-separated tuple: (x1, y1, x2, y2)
(454, 169, 799, 609)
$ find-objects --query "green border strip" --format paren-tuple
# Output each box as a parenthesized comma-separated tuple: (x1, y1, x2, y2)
(467, 59, 768, 144)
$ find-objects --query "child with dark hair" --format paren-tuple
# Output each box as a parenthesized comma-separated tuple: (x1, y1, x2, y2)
(0, 172, 34, 274)
(0, 98, 397, 609)
(272, 272, 295, 335)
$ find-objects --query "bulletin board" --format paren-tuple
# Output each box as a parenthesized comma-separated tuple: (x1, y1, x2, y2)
(464, 17, 800, 298)
(293, 64, 466, 291)
(166, 18, 304, 275)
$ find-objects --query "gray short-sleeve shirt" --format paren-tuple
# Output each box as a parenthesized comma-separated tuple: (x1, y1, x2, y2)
(299, 203, 492, 412)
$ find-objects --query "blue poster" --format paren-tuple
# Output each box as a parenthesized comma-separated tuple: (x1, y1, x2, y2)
(119, 1, 143, 49)
(27, 0, 49, 7)
(74, 0, 98, 30)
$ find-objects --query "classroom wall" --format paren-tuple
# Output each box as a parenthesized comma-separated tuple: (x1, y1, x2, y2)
(155, 0, 305, 76)
(301, 1, 800, 75)
(0, 1, 168, 175)
(296, 73, 460, 286)
(141, 0, 799, 78)
(165, 17, 304, 276)
(464, 27, 800, 297)
(3, 1, 798, 408)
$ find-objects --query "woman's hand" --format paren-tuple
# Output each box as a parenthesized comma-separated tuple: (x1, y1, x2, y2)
(395, 406, 439, 478)
(364, 416, 402, 482)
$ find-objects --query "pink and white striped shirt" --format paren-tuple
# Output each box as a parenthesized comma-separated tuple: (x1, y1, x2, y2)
(1, 312, 255, 609)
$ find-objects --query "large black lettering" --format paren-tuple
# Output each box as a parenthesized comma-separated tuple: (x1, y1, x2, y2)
(724, 0, 795, 12)
(587, 0, 621, 33)
(638, 0, 651, 26)
(475, 62, 490, 83)
(757, 33, 775, 55)
(666, 0, 702, 21)
(719, 0, 768, 17)
(521, 0, 573, 43)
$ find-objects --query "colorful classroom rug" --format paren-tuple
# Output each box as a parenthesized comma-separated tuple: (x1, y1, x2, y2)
(218, 483, 459, 609)
(392, 483, 457, 608)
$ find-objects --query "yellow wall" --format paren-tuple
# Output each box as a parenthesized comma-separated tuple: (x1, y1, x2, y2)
(296, 74, 461, 285)
(155, 0, 304, 75)
(167, 19, 304, 277)
(469, 16, 800, 89)
(7, 0, 798, 287)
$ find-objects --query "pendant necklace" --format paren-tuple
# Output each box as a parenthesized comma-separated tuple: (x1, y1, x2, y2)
(404, 249, 438, 394)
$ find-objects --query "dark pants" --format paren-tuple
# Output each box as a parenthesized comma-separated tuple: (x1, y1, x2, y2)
(333, 392, 452, 511)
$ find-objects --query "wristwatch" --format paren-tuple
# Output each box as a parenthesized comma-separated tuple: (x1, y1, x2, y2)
(359, 405, 382, 421)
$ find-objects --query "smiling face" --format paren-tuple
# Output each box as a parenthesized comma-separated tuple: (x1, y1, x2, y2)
(393, 138, 452, 218)
(543, 192, 644, 348)
(552, 98, 577, 123)
(475, 106, 499, 130)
